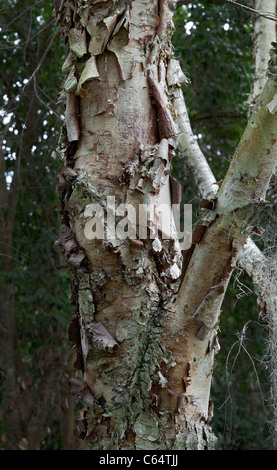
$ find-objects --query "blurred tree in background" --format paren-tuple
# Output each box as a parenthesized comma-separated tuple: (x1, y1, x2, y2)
(0, 0, 273, 449)
(0, 0, 84, 450)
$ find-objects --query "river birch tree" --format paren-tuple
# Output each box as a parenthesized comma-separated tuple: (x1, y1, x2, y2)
(54, 0, 277, 449)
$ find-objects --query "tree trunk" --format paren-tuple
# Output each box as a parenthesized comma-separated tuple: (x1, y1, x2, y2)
(55, 0, 277, 450)
(249, 0, 276, 107)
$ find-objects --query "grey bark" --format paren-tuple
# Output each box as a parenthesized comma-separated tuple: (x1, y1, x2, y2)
(55, 0, 277, 450)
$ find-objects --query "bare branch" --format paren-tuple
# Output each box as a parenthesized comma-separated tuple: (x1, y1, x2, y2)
(237, 237, 265, 277)
(247, 0, 276, 107)
(176, 0, 277, 21)
(172, 87, 218, 200)
(177, 52, 277, 318)
(225, 0, 277, 21)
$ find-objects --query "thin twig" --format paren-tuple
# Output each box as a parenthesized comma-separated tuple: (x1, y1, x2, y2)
(225, 0, 277, 21)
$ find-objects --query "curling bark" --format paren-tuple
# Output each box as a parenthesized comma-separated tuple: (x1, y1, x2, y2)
(55, 0, 277, 449)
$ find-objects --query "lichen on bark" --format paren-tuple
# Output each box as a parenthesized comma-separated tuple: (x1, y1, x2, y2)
(54, 0, 277, 451)
(54, 0, 189, 450)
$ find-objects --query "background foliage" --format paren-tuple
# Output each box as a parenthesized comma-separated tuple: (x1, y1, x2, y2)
(0, 0, 273, 449)
(0, 0, 75, 450)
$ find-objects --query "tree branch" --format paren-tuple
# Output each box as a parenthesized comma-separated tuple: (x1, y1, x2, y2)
(247, 0, 276, 108)
(225, 0, 277, 21)
(175, 0, 277, 21)
(172, 87, 218, 200)
(177, 46, 277, 318)
(237, 236, 265, 277)
(170, 58, 277, 424)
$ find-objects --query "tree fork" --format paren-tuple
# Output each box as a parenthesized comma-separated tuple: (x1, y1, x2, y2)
(54, 0, 277, 450)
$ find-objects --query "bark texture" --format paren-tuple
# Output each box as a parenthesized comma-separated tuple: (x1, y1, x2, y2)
(55, 0, 277, 450)
(248, 0, 276, 107)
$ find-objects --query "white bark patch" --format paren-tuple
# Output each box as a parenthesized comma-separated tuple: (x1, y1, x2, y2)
(65, 92, 80, 142)
(267, 93, 277, 114)
(152, 238, 162, 252)
(79, 318, 91, 359)
(157, 370, 167, 387)
(163, 263, 181, 280)
(103, 13, 119, 33)
(170, 263, 181, 279)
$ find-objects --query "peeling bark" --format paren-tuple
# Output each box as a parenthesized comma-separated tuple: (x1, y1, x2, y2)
(54, 0, 277, 450)
(172, 50, 277, 443)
